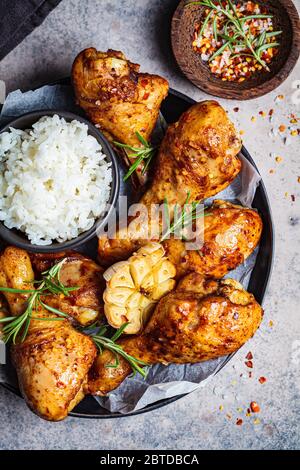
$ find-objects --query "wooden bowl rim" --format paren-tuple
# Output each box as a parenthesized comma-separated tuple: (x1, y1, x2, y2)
(171, 0, 300, 100)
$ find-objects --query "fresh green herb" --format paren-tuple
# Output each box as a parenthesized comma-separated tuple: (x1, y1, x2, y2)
(0, 259, 77, 344)
(113, 132, 157, 182)
(160, 191, 207, 242)
(90, 323, 148, 378)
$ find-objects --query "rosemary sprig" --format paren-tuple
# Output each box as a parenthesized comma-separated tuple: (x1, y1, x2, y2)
(187, 0, 282, 71)
(113, 132, 157, 182)
(0, 259, 77, 344)
(160, 191, 207, 242)
(90, 323, 148, 378)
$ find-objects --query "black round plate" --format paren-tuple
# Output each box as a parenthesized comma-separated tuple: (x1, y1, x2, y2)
(0, 82, 274, 419)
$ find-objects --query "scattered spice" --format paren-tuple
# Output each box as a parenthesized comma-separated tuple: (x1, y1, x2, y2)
(226, 413, 232, 420)
(259, 111, 266, 117)
(275, 156, 282, 163)
(240, 130, 245, 135)
(291, 195, 296, 202)
(290, 130, 298, 137)
(248, 371, 253, 378)
(269, 320, 274, 327)
(253, 418, 261, 425)
(297, 177, 300, 183)
(233, 107, 239, 112)
(277, 94, 284, 100)
(250, 401, 260, 413)
(236, 418, 243, 426)
(279, 124, 286, 132)
(269, 109, 274, 116)
(245, 360, 253, 368)
(269, 169, 275, 174)
(219, 405, 224, 411)
(246, 351, 253, 360)
(259, 376, 267, 384)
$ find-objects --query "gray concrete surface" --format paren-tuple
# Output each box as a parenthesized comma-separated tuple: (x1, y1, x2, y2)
(0, 0, 299, 450)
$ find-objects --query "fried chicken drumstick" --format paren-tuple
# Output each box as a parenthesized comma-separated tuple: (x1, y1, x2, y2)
(88, 276, 263, 395)
(98, 100, 243, 265)
(72, 47, 169, 185)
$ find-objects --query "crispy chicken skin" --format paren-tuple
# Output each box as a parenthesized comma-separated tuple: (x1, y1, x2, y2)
(98, 101, 242, 265)
(88, 277, 263, 395)
(0, 247, 97, 421)
(11, 318, 97, 421)
(0, 247, 34, 315)
(164, 200, 263, 279)
(30, 251, 106, 326)
(72, 48, 169, 184)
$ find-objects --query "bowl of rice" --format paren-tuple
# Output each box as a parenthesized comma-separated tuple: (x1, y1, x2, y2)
(0, 110, 119, 252)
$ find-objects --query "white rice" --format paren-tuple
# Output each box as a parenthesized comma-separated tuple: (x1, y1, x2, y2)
(0, 115, 112, 245)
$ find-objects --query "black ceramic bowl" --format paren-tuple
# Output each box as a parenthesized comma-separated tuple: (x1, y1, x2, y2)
(0, 110, 120, 253)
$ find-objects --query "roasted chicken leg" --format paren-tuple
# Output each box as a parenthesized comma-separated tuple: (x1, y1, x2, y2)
(72, 47, 169, 185)
(88, 276, 263, 395)
(98, 101, 242, 265)
(0, 247, 97, 421)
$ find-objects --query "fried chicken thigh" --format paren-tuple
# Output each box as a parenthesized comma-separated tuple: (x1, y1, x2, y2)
(30, 251, 106, 326)
(98, 101, 242, 265)
(0, 247, 97, 421)
(88, 276, 263, 395)
(72, 48, 169, 184)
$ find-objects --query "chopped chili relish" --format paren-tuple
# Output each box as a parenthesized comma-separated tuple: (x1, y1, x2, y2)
(192, 1, 281, 82)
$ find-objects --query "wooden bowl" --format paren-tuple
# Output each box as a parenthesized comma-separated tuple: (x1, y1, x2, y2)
(171, 0, 300, 100)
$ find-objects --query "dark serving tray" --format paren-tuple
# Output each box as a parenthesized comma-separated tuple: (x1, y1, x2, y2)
(0, 80, 274, 419)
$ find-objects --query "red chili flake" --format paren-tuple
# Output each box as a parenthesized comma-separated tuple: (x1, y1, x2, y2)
(269, 109, 274, 116)
(233, 107, 239, 112)
(291, 195, 296, 202)
(248, 371, 253, 378)
(143, 92, 150, 100)
(141, 79, 148, 88)
(246, 351, 253, 360)
(236, 418, 243, 426)
(245, 360, 253, 368)
(259, 376, 267, 384)
(250, 401, 260, 413)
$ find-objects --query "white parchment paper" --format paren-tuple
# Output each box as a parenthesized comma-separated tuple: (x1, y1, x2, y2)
(0, 85, 261, 413)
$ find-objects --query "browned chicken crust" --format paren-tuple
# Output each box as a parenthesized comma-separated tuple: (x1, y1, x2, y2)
(164, 200, 263, 279)
(12, 319, 97, 421)
(30, 251, 106, 326)
(72, 47, 169, 185)
(98, 101, 242, 265)
(0, 247, 34, 316)
(88, 277, 263, 395)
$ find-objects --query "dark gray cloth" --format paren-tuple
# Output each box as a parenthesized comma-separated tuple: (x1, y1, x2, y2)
(0, 0, 62, 61)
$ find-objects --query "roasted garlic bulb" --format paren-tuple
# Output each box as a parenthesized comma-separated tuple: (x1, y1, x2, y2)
(103, 243, 176, 334)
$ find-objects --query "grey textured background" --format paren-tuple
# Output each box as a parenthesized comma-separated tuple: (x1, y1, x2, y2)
(0, 0, 300, 450)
